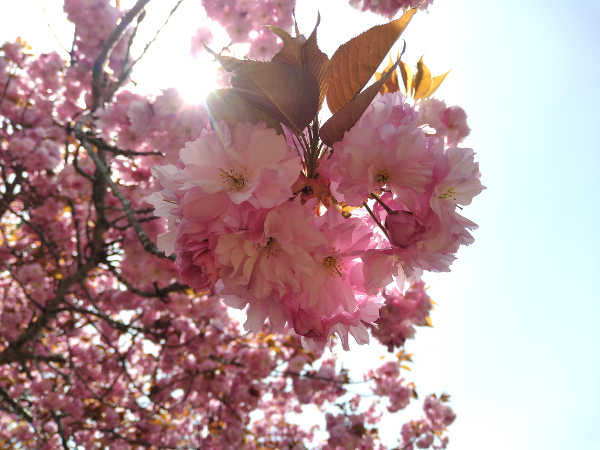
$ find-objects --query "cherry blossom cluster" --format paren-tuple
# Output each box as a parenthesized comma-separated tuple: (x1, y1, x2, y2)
(324, 405, 382, 449)
(150, 90, 483, 351)
(201, 0, 296, 59)
(418, 98, 471, 147)
(369, 280, 433, 352)
(368, 360, 415, 412)
(400, 395, 457, 449)
(0, 32, 370, 444)
(1, 0, 467, 447)
(148, 120, 379, 351)
(349, 0, 435, 18)
(95, 87, 209, 162)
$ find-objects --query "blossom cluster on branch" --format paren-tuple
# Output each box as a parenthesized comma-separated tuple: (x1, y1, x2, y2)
(349, 0, 435, 19)
(0, 0, 473, 448)
(150, 6, 484, 352)
(202, 0, 296, 59)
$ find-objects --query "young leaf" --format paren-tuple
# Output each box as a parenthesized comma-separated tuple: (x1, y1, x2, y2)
(399, 59, 412, 95)
(268, 25, 304, 66)
(320, 59, 401, 147)
(302, 18, 332, 111)
(206, 89, 284, 134)
(204, 45, 255, 73)
(424, 69, 451, 98)
(375, 55, 400, 95)
(413, 56, 432, 100)
(326, 6, 418, 114)
(230, 61, 319, 132)
(270, 16, 332, 112)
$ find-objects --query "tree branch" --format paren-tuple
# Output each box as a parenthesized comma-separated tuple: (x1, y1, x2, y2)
(91, 0, 152, 110)
(79, 130, 175, 260)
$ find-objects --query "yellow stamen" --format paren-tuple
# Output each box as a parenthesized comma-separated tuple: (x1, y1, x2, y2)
(323, 255, 344, 277)
(439, 187, 457, 201)
(256, 237, 279, 258)
(376, 169, 390, 184)
(220, 167, 248, 191)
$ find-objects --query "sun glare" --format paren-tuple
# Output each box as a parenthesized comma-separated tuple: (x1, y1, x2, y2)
(174, 57, 220, 105)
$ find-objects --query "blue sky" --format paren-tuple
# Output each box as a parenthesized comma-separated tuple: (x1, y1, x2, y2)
(402, 1, 600, 448)
(3, 0, 600, 448)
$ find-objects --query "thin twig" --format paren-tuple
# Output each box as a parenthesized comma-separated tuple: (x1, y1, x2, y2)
(91, 0, 152, 110)
(0, 55, 27, 112)
(79, 128, 174, 260)
(128, 0, 185, 75)
(0, 198, 62, 265)
(370, 193, 395, 214)
(106, 264, 186, 298)
(38, 0, 71, 56)
(0, 384, 33, 423)
(83, 133, 165, 157)
(363, 201, 391, 241)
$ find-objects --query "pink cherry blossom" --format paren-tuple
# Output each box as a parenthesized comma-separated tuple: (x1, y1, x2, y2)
(179, 121, 302, 210)
(216, 198, 327, 300)
(349, 0, 435, 18)
(320, 92, 434, 209)
(385, 210, 427, 249)
(430, 147, 485, 245)
(369, 280, 433, 351)
(418, 98, 471, 147)
(190, 26, 213, 56)
(0, 3, 474, 447)
(176, 237, 220, 292)
(442, 106, 471, 146)
(302, 209, 375, 313)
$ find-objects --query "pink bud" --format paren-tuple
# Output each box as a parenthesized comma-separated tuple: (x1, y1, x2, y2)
(385, 211, 427, 249)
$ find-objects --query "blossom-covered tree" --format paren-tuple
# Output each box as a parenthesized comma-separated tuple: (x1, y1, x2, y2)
(0, 0, 481, 448)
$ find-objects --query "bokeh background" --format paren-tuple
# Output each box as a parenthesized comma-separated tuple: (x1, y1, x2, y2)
(3, 0, 600, 448)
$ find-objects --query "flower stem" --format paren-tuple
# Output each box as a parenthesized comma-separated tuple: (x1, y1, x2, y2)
(370, 194, 394, 214)
(363, 201, 391, 242)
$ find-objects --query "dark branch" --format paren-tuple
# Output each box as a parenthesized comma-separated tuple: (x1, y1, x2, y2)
(91, 0, 152, 110)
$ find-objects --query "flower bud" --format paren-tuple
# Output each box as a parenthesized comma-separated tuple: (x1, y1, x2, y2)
(385, 211, 427, 249)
